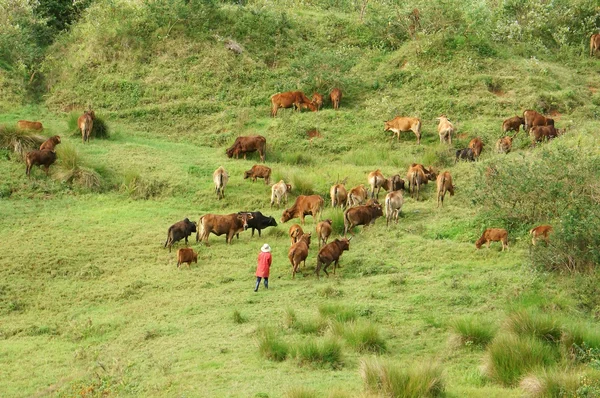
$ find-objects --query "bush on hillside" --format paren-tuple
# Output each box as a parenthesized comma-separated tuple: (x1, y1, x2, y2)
(0, 124, 44, 158)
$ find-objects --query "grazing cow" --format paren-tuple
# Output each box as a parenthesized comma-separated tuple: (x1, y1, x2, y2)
(384, 190, 404, 226)
(436, 171, 455, 207)
(226, 135, 267, 162)
(436, 115, 454, 144)
(330, 183, 348, 209)
(78, 110, 95, 144)
(270, 91, 316, 117)
(523, 110, 554, 132)
(475, 228, 508, 251)
(530, 125, 562, 145)
(591, 33, 600, 56)
(502, 116, 525, 135)
(176, 248, 198, 270)
(312, 93, 324, 111)
(496, 136, 513, 154)
(330, 88, 342, 110)
(39, 135, 61, 151)
(281, 195, 324, 225)
(346, 184, 368, 207)
(406, 163, 437, 200)
(196, 213, 254, 245)
(213, 166, 229, 200)
(368, 170, 404, 199)
(530, 225, 553, 246)
(25, 150, 56, 177)
(289, 224, 304, 246)
(384, 117, 422, 144)
(270, 180, 292, 208)
(237, 211, 277, 237)
(164, 218, 197, 252)
(244, 165, 271, 185)
(17, 120, 43, 131)
(316, 219, 333, 248)
(344, 202, 383, 236)
(469, 137, 484, 159)
(289, 233, 311, 278)
(315, 238, 350, 278)
(455, 148, 475, 163)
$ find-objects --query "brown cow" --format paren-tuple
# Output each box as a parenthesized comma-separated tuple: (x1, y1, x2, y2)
(196, 213, 254, 245)
(475, 228, 508, 251)
(591, 33, 600, 56)
(530, 225, 553, 246)
(368, 170, 404, 199)
(436, 171, 455, 208)
(213, 166, 229, 200)
(226, 135, 266, 162)
(40, 135, 61, 151)
(406, 163, 436, 200)
(330, 88, 342, 110)
(523, 110, 554, 132)
(78, 110, 95, 144)
(164, 218, 197, 252)
(330, 183, 348, 209)
(469, 137, 484, 159)
(344, 202, 383, 236)
(244, 165, 271, 185)
(289, 233, 311, 278)
(315, 238, 350, 278)
(289, 224, 304, 246)
(270, 91, 316, 117)
(25, 150, 56, 177)
(177, 248, 198, 270)
(17, 120, 43, 131)
(496, 136, 513, 154)
(530, 125, 563, 145)
(384, 190, 404, 226)
(312, 93, 324, 111)
(436, 115, 454, 145)
(346, 184, 368, 207)
(281, 195, 324, 225)
(316, 219, 333, 248)
(384, 117, 422, 144)
(502, 116, 525, 135)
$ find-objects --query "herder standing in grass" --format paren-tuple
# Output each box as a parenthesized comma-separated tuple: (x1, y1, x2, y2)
(255, 244, 272, 292)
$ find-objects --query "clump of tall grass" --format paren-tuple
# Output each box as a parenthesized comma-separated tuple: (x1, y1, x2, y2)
(450, 316, 497, 348)
(55, 144, 101, 190)
(284, 308, 326, 335)
(331, 320, 387, 353)
(483, 334, 557, 386)
(291, 174, 314, 195)
(282, 152, 313, 166)
(284, 387, 319, 398)
(121, 170, 168, 200)
(232, 309, 247, 324)
(561, 323, 600, 362)
(323, 209, 345, 235)
(0, 124, 44, 158)
(257, 327, 289, 362)
(317, 285, 343, 298)
(295, 338, 343, 369)
(504, 310, 562, 344)
(360, 358, 445, 398)
(520, 369, 600, 398)
(421, 144, 453, 168)
(318, 304, 357, 323)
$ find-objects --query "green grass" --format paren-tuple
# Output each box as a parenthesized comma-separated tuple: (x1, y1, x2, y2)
(232, 309, 247, 324)
(450, 316, 497, 348)
(294, 338, 343, 369)
(258, 327, 289, 362)
(520, 369, 600, 398)
(503, 310, 563, 344)
(330, 320, 387, 353)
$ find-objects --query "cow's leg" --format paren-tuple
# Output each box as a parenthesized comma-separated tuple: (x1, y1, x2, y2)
(257, 229, 262, 237)
(323, 263, 330, 277)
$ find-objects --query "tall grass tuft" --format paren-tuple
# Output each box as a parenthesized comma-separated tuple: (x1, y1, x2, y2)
(561, 323, 600, 362)
(291, 173, 314, 196)
(284, 387, 319, 398)
(257, 327, 289, 362)
(450, 316, 497, 348)
(331, 320, 386, 353)
(360, 358, 445, 398)
(284, 308, 326, 335)
(55, 144, 101, 190)
(504, 310, 562, 344)
(483, 334, 558, 386)
(520, 369, 600, 398)
(295, 338, 343, 369)
(121, 170, 168, 200)
(232, 309, 247, 324)
(0, 124, 44, 158)
(318, 304, 357, 323)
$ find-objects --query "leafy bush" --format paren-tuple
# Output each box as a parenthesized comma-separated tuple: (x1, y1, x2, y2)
(561, 323, 600, 363)
(360, 358, 445, 398)
(295, 338, 343, 369)
(450, 316, 497, 348)
(258, 327, 289, 362)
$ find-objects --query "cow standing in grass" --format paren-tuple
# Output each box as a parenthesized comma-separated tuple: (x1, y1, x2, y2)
(25, 150, 56, 177)
(281, 195, 324, 225)
(177, 248, 198, 270)
(289, 233, 311, 278)
(437, 115, 454, 145)
(78, 110, 95, 144)
(436, 171, 455, 208)
(530, 225, 552, 246)
(330, 88, 342, 110)
(475, 228, 508, 251)
(346, 184, 368, 207)
(164, 218, 197, 252)
(315, 238, 350, 278)
(271, 180, 292, 208)
(344, 202, 383, 236)
(316, 219, 333, 248)
(40, 135, 61, 151)
(196, 213, 253, 245)
(17, 120, 43, 131)
(289, 224, 304, 246)
(469, 137, 483, 159)
(384, 190, 404, 226)
(384, 116, 422, 144)
(213, 166, 229, 200)
(406, 164, 436, 200)
(244, 165, 271, 185)
(330, 183, 348, 209)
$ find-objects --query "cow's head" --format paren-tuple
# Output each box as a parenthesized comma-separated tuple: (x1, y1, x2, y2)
(267, 217, 278, 227)
(281, 210, 292, 223)
(383, 121, 391, 132)
(426, 167, 437, 181)
(324, 219, 333, 226)
(285, 184, 292, 193)
(547, 118, 555, 126)
(338, 238, 350, 252)
(53, 136, 61, 144)
(237, 213, 253, 230)
(301, 232, 312, 245)
(370, 203, 384, 218)
(243, 170, 252, 179)
(518, 117, 525, 125)
(225, 146, 235, 158)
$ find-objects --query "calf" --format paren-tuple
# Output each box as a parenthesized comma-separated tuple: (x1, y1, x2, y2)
(270, 180, 292, 208)
(530, 225, 552, 246)
(591, 33, 600, 56)
(344, 202, 383, 236)
(330, 88, 342, 110)
(330, 183, 348, 209)
(244, 165, 271, 185)
(384, 190, 404, 226)
(289, 224, 304, 246)
(316, 219, 333, 248)
(40, 135, 61, 151)
(17, 120, 43, 131)
(281, 195, 324, 225)
(523, 110, 554, 132)
(312, 93, 324, 111)
(289, 233, 311, 278)
(469, 137, 484, 159)
(271, 91, 316, 116)
(406, 163, 436, 200)
(384, 116, 422, 144)
(237, 211, 277, 237)
(177, 248, 198, 270)
(530, 125, 562, 145)
(78, 110, 95, 144)
(455, 148, 475, 162)
(315, 238, 350, 278)
(164, 218, 197, 252)
(436, 115, 454, 144)
(368, 170, 404, 199)
(496, 136, 513, 154)
(436, 171, 455, 207)
(25, 150, 56, 177)
(213, 166, 229, 200)
(196, 213, 253, 245)
(502, 116, 524, 135)
(475, 228, 508, 251)
(346, 184, 368, 207)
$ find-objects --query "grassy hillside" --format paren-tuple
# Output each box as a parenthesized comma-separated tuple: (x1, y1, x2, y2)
(2, 0, 600, 397)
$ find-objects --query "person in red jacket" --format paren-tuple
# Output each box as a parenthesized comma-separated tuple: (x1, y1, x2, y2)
(255, 243, 272, 292)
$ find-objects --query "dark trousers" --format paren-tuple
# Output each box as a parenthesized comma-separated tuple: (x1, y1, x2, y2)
(255, 277, 268, 291)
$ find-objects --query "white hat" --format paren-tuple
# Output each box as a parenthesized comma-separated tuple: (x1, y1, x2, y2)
(261, 244, 271, 253)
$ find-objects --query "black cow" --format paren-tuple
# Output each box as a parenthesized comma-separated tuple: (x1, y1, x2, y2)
(237, 211, 278, 237)
(455, 147, 475, 162)
(164, 218, 197, 252)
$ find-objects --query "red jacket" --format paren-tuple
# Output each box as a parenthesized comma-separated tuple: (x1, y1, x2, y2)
(256, 252, 272, 277)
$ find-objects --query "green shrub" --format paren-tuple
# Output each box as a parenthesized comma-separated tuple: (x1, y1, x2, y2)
(450, 316, 497, 348)
(318, 304, 357, 323)
(331, 320, 386, 353)
(520, 369, 600, 398)
(483, 334, 558, 386)
(0, 124, 44, 157)
(258, 328, 289, 362)
(360, 358, 445, 398)
(504, 310, 563, 344)
(232, 310, 247, 324)
(295, 338, 343, 369)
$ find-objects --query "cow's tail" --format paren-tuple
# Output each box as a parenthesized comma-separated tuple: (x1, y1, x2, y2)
(83, 117, 91, 142)
(196, 216, 204, 242)
(219, 171, 223, 196)
(415, 119, 422, 143)
(164, 226, 173, 248)
(385, 196, 391, 223)
(529, 227, 535, 235)
(333, 186, 338, 207)
(260, 138, 266, 162)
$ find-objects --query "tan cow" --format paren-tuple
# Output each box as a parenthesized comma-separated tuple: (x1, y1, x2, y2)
(281, 195, 324, 225)
(346, 184, 368, 207)
(591, 33, 600, 56)
(406, 163, 436, 200)
(196, 213, 254, 245)
(475, 228, 508, 251)
(436, 171, 455, 207)
(384, 190, 404, 226)
(436, 115, 454, 144)
(177, 248, 198, 270)
(213, 166, 229, 200)
(17, 120, 43, 131)
(530, 225, 552, 246)
(330, 88, 342, 110)
(368, 170, 404, 199)
(271, 91, 316, 116)
(330, 183, 348, 209)
(496, 136, 513, 154)
(468, 137, 484, 159)
(312, 93, 324, 111)
(523, 110, 554, 132)
(226, 135, 267, 162)
(316, 219, 333, 248)
(289, 233, 311, 278)
(502, 116, 525, 135)
(78, 110, 95, 144)
(384, 117, 422, 144)
(289, 224, 304, 246)
(270, 180, 292, 208)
